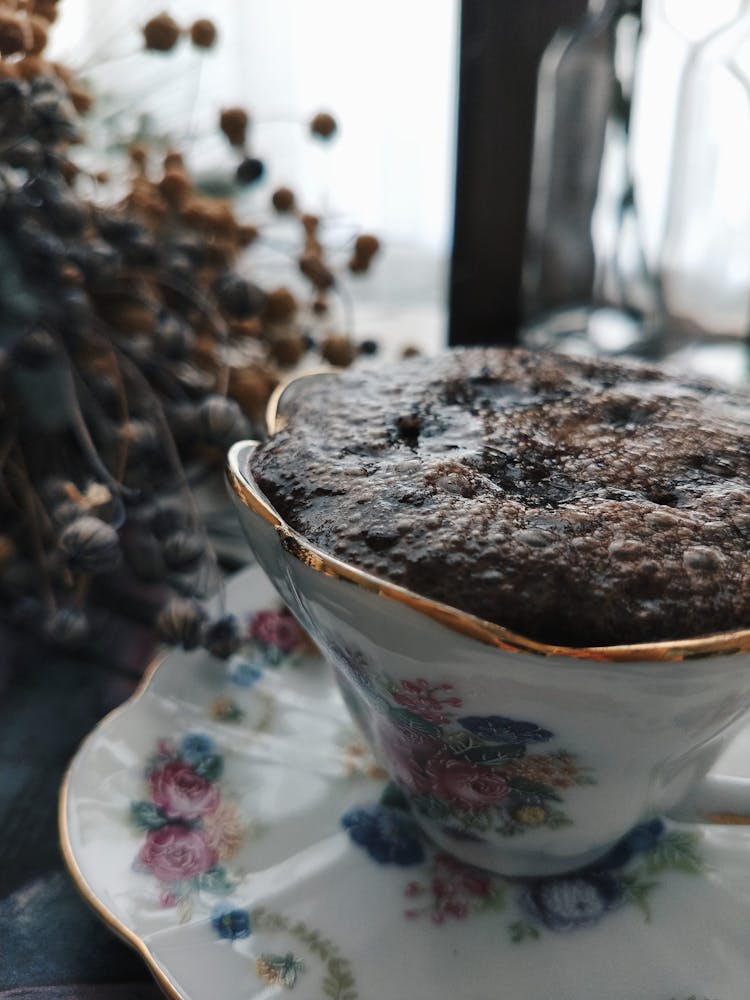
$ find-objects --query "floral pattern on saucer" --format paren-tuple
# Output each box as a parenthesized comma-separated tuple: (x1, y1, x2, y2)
(342, 797, 705, 941)
(334, 648, 595, 839)
(131, 734, 244, 921)
(212, 906, 357, 997)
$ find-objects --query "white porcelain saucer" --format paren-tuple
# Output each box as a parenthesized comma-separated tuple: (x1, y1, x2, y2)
(61, 565, 750, 1000)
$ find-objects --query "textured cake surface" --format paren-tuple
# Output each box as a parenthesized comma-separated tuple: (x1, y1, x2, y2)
(250, 348, 750, 646)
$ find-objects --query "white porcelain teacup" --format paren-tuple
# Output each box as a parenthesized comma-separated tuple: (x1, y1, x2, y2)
(227, 383, 750, 877)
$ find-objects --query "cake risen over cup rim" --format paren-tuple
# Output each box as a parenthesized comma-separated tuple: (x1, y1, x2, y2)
(249, 348, 750, 648)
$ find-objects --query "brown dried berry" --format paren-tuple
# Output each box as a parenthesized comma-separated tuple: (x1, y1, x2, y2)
(271, 186, 295, 213)
(354, 233, 380, 259)
(262, 287, 297, 324)
(163, 149, 184, 170)
(219, 106, 249, 147)
(27, 14, 48, 53)
(299, 253, 334, 290)
(228, 366, 278, 423)
(320, 333, 355, 367)
(189, 18, 217, 49)
(401, 345, 421, 359)
(142, 12, 181, 52)
(237, 223, 259, 247)
(0, 13, 28, 55)
(69, 86, 92, 114)
(30, 0, 57, 23)
(270, 331, 306, 367)
(310, 111, 337, 139)
(159, 169, 191, 207)
(129, 144, 148, 171)
(312, 296, 328, 316)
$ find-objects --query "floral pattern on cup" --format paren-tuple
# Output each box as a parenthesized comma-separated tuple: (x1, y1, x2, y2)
(131, 734, 243, 921)
(342, 798, 705, 940)
(330, 648, 594, 840)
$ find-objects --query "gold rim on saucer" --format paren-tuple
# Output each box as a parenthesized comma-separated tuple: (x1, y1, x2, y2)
(58, 652, 184, 1000)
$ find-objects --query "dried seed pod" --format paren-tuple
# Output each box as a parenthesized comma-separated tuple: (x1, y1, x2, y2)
(159, 168, 191, 207)
(202, 614, 242, 658)
(219, 106, 249, 147)
(354, 233, 380, 259)
(197, 394, 248, 446)
(44, 607, 90, 648)
(401, 344, 421, 359)
(142, 12, 181, 52)
(320, 333, 356, 367)
(27, 14, 48, 54)
(69, 86, 92, 114)
(162, 530, 205, 573)
(235, 156, 264, 185)
(237, 223, 259, 247)
(154, 310, 195, 360)
(309, 111, 337, 139)
(30, 0, 57, 23)
(299, 253, 334, 290)
(359, 338, 380, 358)
(59, 516, 121, 574)
(189, 18, 217, 49)
(151, 499, 189, 539)
(262, 287, 297, 324)
(156, 597, 207, 650)
(120, 419, 159, 460)
(0, 13, 29, 56)
(271, 186, 295, 213)
(125, 532, 165, 582)
(51, 500, 82, 526)
(228, 366, 277, 424)
(270, 330, 306, 368)
(213, 272, 266, 318)
(163, 149, 184, 170)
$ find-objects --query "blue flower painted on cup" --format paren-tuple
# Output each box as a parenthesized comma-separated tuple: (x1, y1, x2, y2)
(341, 805, 425, 865)
(457, 715, 554, 745)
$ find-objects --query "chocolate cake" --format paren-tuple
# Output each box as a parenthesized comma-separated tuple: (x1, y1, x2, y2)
(250, 348, 750, 647)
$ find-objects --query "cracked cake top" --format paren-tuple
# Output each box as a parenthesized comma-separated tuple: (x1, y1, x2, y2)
(250, 348, 750, 647)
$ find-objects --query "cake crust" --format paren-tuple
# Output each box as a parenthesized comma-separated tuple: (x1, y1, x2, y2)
(250, 349, 750, 647)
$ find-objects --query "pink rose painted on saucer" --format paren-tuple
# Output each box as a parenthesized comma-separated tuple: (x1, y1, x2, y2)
(149, 761, 220, 820)
(131, 734, 243, 921)
(138, 825, 217, 882)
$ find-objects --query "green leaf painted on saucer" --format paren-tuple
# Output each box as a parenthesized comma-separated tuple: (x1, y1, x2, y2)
(643, 831, 704, 876)
(130, 801, 168, 830)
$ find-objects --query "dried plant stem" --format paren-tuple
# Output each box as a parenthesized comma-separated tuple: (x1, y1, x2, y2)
(111, 347, 225, 613)
(9, 452, 56, 613)
(73, 574, 90, 609)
